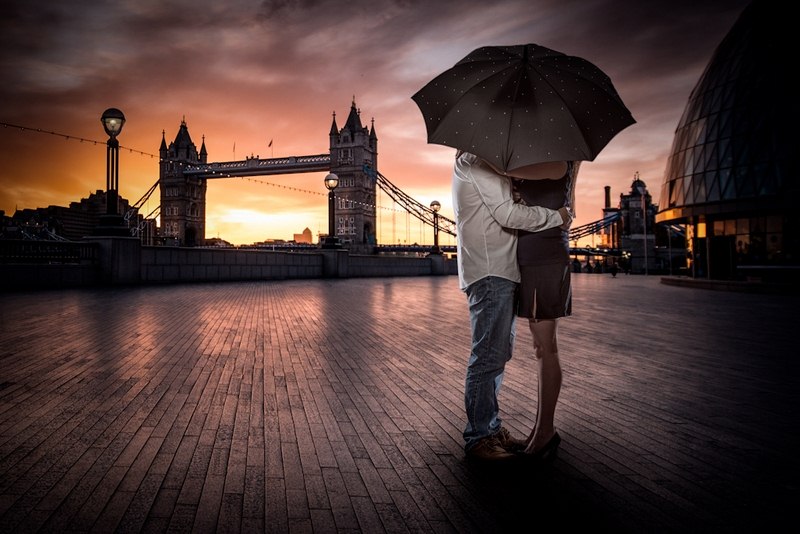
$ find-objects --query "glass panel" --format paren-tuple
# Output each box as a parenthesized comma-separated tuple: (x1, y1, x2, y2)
(724, 219, 736, 235)
(705, 141, 718, 171)
(759, 167, 777, 195)
(720, 168, 736, 200)
(767, 216, 782, 232)
(734, 167, 754, 197)
(694, 173, 707, 203)
(706, 172, 721, 202)
(734, 142, 751, 167)
(766, 233, 782, 261)
(749, 234, 765, 263)
(717, 106, 733, 139)
(683, 149, 694, 177)
(670, 150, 686, 178)
(736, 218, 749, 234)
(718, 137, 733, 169)
(736, 235, 751, 264)
(660, 182, 671, 208)
(683, 174, 693, 201)
(694, 145, 707, 174)
(675, 181, 685, 206)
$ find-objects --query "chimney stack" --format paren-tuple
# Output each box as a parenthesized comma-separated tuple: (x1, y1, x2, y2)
(604, 186, 611, 208)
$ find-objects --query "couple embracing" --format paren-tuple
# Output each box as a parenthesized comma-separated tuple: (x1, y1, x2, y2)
(412, 42, 634, 464)
(452, 151, 577, 463)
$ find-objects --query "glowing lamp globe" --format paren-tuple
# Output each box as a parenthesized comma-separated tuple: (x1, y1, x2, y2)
(101, 108, 126, 138)
(324, 173, 339, 190)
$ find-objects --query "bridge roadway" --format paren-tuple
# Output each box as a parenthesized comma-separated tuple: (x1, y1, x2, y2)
(184, 154, 331, 178)
(0, 275, 796, 532)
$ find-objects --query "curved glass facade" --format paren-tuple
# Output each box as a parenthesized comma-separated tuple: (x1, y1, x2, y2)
(656, 0, 799, 280)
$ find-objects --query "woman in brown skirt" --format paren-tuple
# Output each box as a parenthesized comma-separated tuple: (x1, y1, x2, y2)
(510, 160, 579, 461)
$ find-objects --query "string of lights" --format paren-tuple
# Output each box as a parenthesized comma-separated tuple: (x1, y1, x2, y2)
(1, 121, 158, 158)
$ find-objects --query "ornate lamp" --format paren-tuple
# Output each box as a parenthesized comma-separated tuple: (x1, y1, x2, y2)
(430, 200, 441, 254)
(322, 173, 340, 248)
(94, 108, 128, 235)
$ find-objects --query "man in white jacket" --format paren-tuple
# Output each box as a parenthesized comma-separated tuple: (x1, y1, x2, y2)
(453, 151, 572, 462)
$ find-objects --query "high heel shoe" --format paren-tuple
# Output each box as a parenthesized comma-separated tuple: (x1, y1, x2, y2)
(519, 432, 561, 463)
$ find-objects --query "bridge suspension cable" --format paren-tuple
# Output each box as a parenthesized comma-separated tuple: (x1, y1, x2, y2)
(568, 211, 621, 242)
(368, 165, 623, 245)
(368, 167, 457, 237)
(130, 179, 160, 210)
(131, 205, 160, 237)
(123, 179, 160, 235)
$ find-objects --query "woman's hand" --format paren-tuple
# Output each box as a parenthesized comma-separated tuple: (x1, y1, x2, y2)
(558, 206, 573, 229)
(511, 179, 526, 205)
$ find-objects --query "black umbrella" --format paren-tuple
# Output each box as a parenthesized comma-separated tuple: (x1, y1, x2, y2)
(411, 43, 635, 172)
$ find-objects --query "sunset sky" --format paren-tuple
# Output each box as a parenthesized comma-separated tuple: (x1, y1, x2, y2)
(0, 0, 751, 246)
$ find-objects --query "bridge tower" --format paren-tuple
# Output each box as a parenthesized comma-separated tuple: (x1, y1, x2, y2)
(329, 99, 378, 250)
(159, 119, 208, 246)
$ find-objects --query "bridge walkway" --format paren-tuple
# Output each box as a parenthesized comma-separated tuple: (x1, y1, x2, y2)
(0, 275, 796, 532)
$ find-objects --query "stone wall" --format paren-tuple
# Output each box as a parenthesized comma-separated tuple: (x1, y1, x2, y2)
(141, 246, 323, 283)
(1, 238, 457, 290)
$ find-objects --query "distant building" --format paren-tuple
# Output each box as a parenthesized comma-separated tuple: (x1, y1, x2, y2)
(1, 190, 142, 241)
(293, 227, 313, 244)
(618, 174, 657, 274)
(655, 0, 799, 282)
(598, 176, 682, 274)
(205, 237, 233, 248)
(598, 186, 619, 251)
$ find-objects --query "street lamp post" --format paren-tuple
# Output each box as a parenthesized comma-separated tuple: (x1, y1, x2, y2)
(430, 200, 441, 254)
(322, 173, 340, 248)
(642, 192, 648, 275)
(95, 108, 128, 235)
(667, 225, 672, 275)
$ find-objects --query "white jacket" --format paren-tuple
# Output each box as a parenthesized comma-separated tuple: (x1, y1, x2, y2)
(452, 152, 565, 290)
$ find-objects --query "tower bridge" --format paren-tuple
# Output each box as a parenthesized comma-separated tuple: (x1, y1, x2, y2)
(159, 99, 385, 249)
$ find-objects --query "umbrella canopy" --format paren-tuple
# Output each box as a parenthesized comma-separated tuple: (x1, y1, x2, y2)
(411, 43, 635, 172)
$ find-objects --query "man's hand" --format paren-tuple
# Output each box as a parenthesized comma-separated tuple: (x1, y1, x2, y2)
(558, 206, 573, 230)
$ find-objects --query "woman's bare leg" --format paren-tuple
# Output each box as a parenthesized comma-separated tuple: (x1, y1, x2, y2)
(524, 318, 562, 454)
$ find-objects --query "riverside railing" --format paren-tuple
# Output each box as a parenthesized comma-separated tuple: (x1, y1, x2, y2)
(0, 239, 99, 264)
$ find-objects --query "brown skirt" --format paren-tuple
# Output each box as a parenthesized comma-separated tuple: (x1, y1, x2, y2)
(516, 263, 572, 320)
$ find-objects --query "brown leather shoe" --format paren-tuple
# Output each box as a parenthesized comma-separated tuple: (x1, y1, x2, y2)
(494, 427, 527, 453)
(465, 435, 516, 462)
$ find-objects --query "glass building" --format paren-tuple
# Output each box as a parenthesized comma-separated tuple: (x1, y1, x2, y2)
(655, 0, 799, 282)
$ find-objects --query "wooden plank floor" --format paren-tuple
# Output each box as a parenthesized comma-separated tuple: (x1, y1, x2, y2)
(0, 274, 797, 533)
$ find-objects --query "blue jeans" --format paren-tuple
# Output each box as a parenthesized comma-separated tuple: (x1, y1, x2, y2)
(463, 276, 516, 451)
